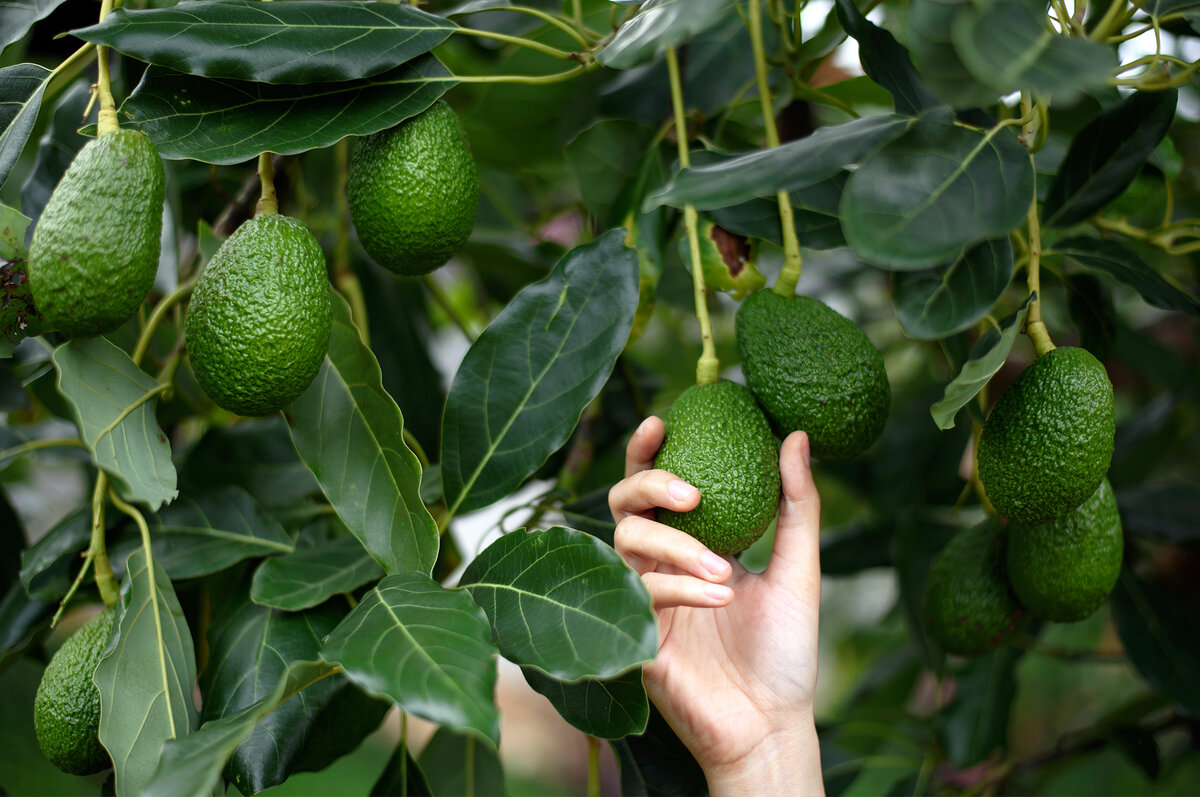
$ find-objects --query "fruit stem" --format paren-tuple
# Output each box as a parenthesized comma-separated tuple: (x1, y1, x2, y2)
(95, 0, 118, 136)
(257, 152, 279, 216)
(132, 278, 196, 368)
(1024, 192, 1056, 357)
(666, 46, 720, 386)
(748, 0, 804, 298)
(587, 736, 601, 797)
(453, 26, 578, 61)
(88, 472, 120, 608)
(0, 437, 85, 466)
(423, 273, 478, 342)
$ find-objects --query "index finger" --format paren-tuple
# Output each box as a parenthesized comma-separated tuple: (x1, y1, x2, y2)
(625, 416, 665, 478)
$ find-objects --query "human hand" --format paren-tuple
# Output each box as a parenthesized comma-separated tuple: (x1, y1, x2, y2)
(608, 417, 824, 796)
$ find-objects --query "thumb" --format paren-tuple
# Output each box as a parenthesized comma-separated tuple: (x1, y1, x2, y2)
(766, 431, 821, 586)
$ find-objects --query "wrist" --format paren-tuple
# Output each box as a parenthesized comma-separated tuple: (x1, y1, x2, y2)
(702, 714, 823, 797)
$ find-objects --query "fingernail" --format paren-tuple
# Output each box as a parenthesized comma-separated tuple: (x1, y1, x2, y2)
(668, 479, 697, 503)
(705, 584, 733, 602)
(635, 418, 651, 436)
(701, 551, 728, 576)
(801, 432, 811, 466)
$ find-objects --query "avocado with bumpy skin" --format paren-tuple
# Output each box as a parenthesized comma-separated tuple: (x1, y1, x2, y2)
(653, 380, 781, 556)
(28, 129, 164, 337)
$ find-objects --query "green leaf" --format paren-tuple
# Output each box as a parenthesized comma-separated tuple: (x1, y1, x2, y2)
(1051, 236, 1200, 318)
(834, 0, 938, 115)
(441, 230, 638, 516)
(1, 0, 69, 49)
(645, 115, 913, 211)
(459, 526, 656, 680)
(1116, 483, 1200, 545)
(416, 727, 505, 797)
(73, 0, 454, 85)
(597, 0, 735, 70)
(905, 0, 998, 108)
(96, 548, 199, 797)
(322, 572, 501, 745)
(1065, 273, 1117, 360)
(938, 647, 1022, 766)
(841, 109, 1034, 270)
(566, 119, 659, 230)
(709, 173, 847, 251)
(0, 202, 30, 259)
(122, 54, 453, 165)
(611, 704, 707, 797)
(144, 660, 334, 797)
(929, 295, 1033, 430)
(53, 338, 178, 511)
(892, 238, 1014, 340)
(1043, 90, 1178, 229)
(1146, 0, 1200, 17)
(522, 666, 649, 739)
(19, 79, 90, 228)
(286, 292, 439, 576)
(180, 418, 320, 511)
(0, 579, 51, 666)
(18, 507, 91, 601)
(250, 536, 384, 611)
(819, 518, 894, 575)
(371, 743, 432, 797)
(0, 63, 52, 189)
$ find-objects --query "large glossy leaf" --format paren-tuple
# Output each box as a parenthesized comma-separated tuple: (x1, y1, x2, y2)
(251, 535, 384, 611)
(1051, 236, 1200, 318)
(96, 548, 199, 797)
(709, 173, 847, 251)
(180, 418, 320, 511)
(53, 338, 178, 511)
(20, 79, 90, 228)
(1111, 568, 1200, 716)
(0, 63, 52, 189)
(1043, 90, 1178, 229)
(645, 115, 913, 211)
(18, 507, 91, 600)
(73, 0, 454, 84)
(611, 704, 707, 797)
(905, 0, 997, 108)
(122, 54, 452, 164)
(938, 647, 1022, 766)
(522, 665, 649, 739)
(0, 0, 69, 49)
(842, 109, 1034, 270)
(1066, 273, 1117, 359)
(0, 579, 51, 666)
(930, 295, 1033, 430)
(892, 237, 1014, 340)
(287, 293, 438, 576)
(597, 0, 734, 70)
(441, 230, 638, 516)
(371, 744, 431, 796)
(322, 572, 501, 745)
(459, 526, 656, 680)
(834, 0, 938, 115)
(566, 119, 659, 230)
(417, 727, 505, 796)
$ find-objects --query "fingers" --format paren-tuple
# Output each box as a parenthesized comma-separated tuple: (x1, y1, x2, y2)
(614, 515, 732, 580)
(766, 431, 821, 584)
(624, 417, 665, 478)
(642, 572, 733, 610)
(608, 467, 700, 523)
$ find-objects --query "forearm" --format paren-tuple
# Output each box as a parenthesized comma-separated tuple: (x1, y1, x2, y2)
(702, 717, 824, 797)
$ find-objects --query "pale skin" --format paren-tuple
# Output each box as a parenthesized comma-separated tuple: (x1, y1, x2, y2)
(609, 418, 825, 796)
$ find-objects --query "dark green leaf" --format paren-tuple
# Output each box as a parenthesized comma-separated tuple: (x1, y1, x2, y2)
(53, 338, 178, 511)
(416, 727, 505, 797)
(892, 238, 1014, 340)
(0, 0, 69, 49)
(322, 572, 501, 745)
(96, 548, 199, 796)
(522, 666, 649, 739)
(611, 703, 707, 797)
(709, 174, 848, 251)
(1052, 236, 1200, 318)
(905, 0, 998, 108)
(645, 115, 913, 211)
(287, 292, 439, 576)
(1043, 90, 1178, 229)
(891, 516, 961, 667)
(19, 80, 90, 228)
(938, 647, 1022, 766)
(566, 119, 659, 230)
(820, 518, 894, 576)
(180, 418, 319, 511)
(1115, 483, 1200, 545)
(1065, 273, 1117, 360)
(371, 743, 431, 797)
(930, 294, 1033, 430)
(1105, 725, 1161, 779)
(459, 526, 656, 680)
(0, 579, 51, 666)
(842, 109, 1034, 269)
(18, 507, 91, 601)
(441, 231, 638, 516)
(1147, 0, 1200, 18)
(73, 0, 454, 84)
(834, 0, 938, 115)
(597, 0, 735, 70)
(0, 63, 52, 189)
(251, 536, 384, 611)
(123, 55, 452, 165)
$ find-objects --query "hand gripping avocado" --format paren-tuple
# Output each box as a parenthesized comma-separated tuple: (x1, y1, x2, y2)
(978, 346, 1115, 524)
(28, 129, 165, 337)
(653, 380, 781, 555)
(1007, 478, 1123, 622)
(923, 519, 1023, 655)
(185, 214, 332, 416)
(736, 291, 890, 459)
(347, 101, 478, 276)
(33, 608, 116, 775)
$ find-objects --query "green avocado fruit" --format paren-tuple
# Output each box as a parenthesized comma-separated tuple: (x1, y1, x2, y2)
(33, 608, 116, 776)
(1007, 478, 1123, 622)
(978, 346, 1115, 524)
(736, 291, 890, 459)
(923, 519, 1023, 655)
(28, 129, 165, 338)
(348, 101, 478, 276)
(185, 214, 332, 416)
(653, 380, 781, 556)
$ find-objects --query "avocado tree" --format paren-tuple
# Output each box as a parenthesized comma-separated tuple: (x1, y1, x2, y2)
(2, 0, 1199, 794)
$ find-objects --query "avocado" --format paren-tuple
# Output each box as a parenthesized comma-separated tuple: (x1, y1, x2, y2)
(1007, 478, 1123, 622)
(28, 129, 164, 337)
(33, 608, 116, 775)
(978, 346, 1114, 524)
(185, 214, 332, 416)
(653, 380, 781, 555)
(923, 519, 1023, 655)
(736, 291, 889, 458)
(348, 101, 478, 276)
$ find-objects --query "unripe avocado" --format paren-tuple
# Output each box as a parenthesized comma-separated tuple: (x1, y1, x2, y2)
(1007, 478, 1123, 622)
(33, 608, 116, 775)
(923, 519, 1023, 655)
(736, 291, 889, 459)
(185, 214, 332, 416)
(978, 346, 1114, 524)
(28, 129, 165, 337)
(653, 380, 780, 555)
(348, 101, 478, 276)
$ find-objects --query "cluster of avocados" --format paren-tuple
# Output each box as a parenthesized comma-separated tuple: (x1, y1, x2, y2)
(924, 345, 1122, 655)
